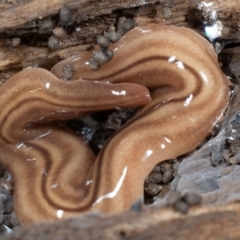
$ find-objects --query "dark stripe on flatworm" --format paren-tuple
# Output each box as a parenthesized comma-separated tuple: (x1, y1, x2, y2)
(88, 62, 205, 206)
(82, 55, 211, 83)
(12, 57, 204, 212)
(0, 95, 133, 143)
(2, 55, 218, 214)
(28, 141, 95, 212)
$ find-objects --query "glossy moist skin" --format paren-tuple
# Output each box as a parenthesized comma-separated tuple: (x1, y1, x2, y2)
(0, 24, 229, 225)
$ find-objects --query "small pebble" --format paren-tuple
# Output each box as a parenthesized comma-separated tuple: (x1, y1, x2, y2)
(48, 36, 59, 50)
(160, 162, 172, 172)
(174, 200, 189, 214)
(11, 37, 21, 47)
(61, 64, 74, 81)
(97, 35, 110, 49)
(59, 7, 71, 24)
(105, 30, 121, 43)
(88, 57, 100, 71)
(144, 183, 162, 196)
(183, 193, 202, 206)
(167, 192, 201, 214)
(167, 192, 181, 205)
(145, 172, 163, 184)
(117, 17, 127, 36)
(53, 27, 66, 39)
(162, 170, 174, 184)
(6, 38, 21, 47)
(151, 164, 161, 173)
(117, 17, 127, 29)
(103, 48, 114, 61)
(92, 51, 109, 65)
(122, 19, 135, 32)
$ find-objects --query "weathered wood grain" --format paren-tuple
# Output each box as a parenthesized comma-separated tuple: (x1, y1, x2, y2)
(0, 0, 240, 71)
(2, 203, 240, 240)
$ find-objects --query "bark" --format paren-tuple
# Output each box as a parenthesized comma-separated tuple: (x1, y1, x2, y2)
(2, 202, 240, 240)
(1, 0, 240, 239)
(0, 0, 240, 71)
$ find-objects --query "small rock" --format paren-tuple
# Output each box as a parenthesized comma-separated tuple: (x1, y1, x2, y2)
(103, 48, 114, 61)
(105, 30, 121, 43)
(53, 27, 66, 39)
(145, 172, 163, 184)
(97, 35, 110, 49)
(48, 36, 59, 50)
(11, 37, 21, 47)
(167, 192, 181, 205)
(160, 162, 172, 172)
(88, 57, 100, 71)
(174, 200, 189, 214)
(117, 17, 127, 35)
(162, 170, 174, 184)
(59, 7, 71, 24)
(122, 19, 135, 32)
(61, 64, 74, 81)
(92, 51, 109, 65)
(144, 183, 162, 196)
(183, 193, 202, 206)
(151, 164, 161, 173)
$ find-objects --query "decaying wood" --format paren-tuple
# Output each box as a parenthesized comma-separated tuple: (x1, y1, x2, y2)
(0, 0, 240, 71)
(0, 0, 239, 32)
(2, 202, 240, 240)
(0, 0, 160, 31)
(1, 0, 240, 239)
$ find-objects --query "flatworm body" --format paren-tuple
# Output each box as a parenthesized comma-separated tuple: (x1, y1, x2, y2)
(0, 24, 229, 225)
